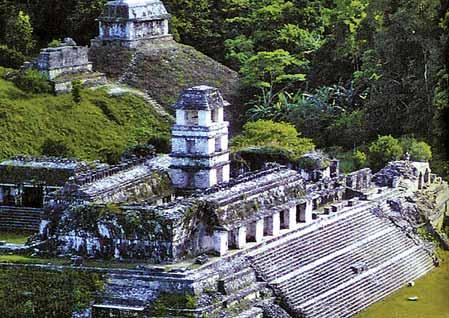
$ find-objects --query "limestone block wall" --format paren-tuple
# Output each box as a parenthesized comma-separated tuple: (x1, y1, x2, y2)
(35, 46, 91, 80)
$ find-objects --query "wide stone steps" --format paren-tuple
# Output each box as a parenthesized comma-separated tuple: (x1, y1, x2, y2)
(251, 209, 391, 282)
(298, 247, 433, 318)
(92, 303, 145, 318)
(99, 274, 159, 308)
(233, 307, 263, 318)
(277, 227, 417, 305)
(246, 195, 434, 318)
(0, 207, 43, 231)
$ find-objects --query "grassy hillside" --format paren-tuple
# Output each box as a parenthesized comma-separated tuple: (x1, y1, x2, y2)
(356, 251, 449, 318)
(89, 40, 243, 133)
(0, 67, 171, 163)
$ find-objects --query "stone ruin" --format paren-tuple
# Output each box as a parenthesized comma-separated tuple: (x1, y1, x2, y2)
(1, 86, 448, 318)
(91, 0, 173, 48)
(23, 37, 106, 94)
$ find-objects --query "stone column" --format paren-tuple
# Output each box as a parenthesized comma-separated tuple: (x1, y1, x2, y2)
(248, 219, 264, 243)
(267, 212, 281, 236)
(264, 212, 281, 236)
(236, 226, 247, 249)
(305, 199, 313, 223)
(255, 219, 264, 242)
(213, 228, 228, 256)
(288, 205, 297, 228)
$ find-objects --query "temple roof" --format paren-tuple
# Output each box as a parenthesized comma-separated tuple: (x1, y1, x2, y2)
(173, 86, 230, 111)
(100, 0, 170, 21)
(0, 156, 95, 186)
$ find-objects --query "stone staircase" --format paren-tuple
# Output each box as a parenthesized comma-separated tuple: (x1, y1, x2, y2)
(0, 206, 43, 231)
(215, 266, 266, 318)
(247, 194, 435, 318)
(92, 272, 163, 318)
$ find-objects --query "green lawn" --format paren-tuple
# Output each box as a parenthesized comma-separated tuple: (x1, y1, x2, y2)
(0, 231, 32, 244)
(356, 252, 449, 318)
(0, 254, 157, 269)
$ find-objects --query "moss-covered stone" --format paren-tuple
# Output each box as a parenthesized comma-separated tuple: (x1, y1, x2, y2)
(149, 292, 198, 317)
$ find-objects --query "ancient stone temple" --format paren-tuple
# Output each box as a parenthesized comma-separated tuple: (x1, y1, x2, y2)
(24, 38, 106, 93)
(1, 87, 448, 318)
(170, 86, 231, 190)
(91, 0, 172, 48)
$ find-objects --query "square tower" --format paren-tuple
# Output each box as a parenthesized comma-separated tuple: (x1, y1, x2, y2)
(170, 86, 230, 190)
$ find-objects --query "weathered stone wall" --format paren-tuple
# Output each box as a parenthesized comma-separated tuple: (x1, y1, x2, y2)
(44, 204, 180, 262)
(34, 45, 92, 80)
(99, 20, 169, 41)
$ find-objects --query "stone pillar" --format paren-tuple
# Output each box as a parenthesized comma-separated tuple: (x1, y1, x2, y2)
(264, 212, 280, 236)
(236, 226, 247, 249)
(255, 219, 264, 242)
(222, 164, 231, 183)
(248, 219, 264, 243)
(271, 212, 281, 236)
(330, 159, 340, 178)
(288, 205, 297, 228)
(176, 110, 186, 125)
(305, 199, 313, 223)
(213, 228, 228, 256)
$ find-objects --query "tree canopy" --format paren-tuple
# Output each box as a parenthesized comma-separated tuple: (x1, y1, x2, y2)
(0, 0, 447, 177)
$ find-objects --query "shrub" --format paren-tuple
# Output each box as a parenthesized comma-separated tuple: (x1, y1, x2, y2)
(147, 135, 171, 154)
(99, 147, 122, 165)
(72, 80, 82, 103)
(41, 138, 73, 157)
(11, 69, 52, 94)
(121, 143, 156, 160)
(399, 137, 432, 162)
(0, 45, 26, 69)
(368, 135, 403, 171)
(48, 39, 61, 48)
(232, 120, 315, 161)
(353, 150, 367, 170)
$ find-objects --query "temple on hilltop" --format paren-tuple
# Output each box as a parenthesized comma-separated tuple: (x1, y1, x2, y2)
(91, 0, 172, 48)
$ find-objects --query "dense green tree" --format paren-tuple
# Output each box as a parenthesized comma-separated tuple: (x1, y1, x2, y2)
(0, 0, 447, 178)
(232, 120, 315, 160)
(368, 135, 404, 171)
(4, 10, 35, 55)
(399, 137, 432, 162)
(240, 49, 306, 90)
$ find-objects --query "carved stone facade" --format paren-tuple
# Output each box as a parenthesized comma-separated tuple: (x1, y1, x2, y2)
(91, 0, 172, 48)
